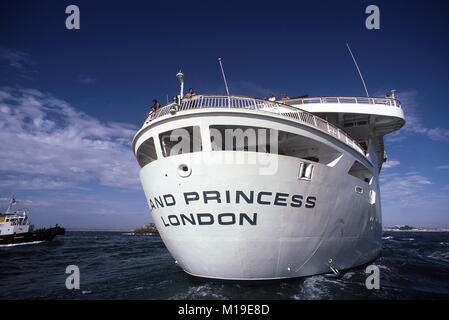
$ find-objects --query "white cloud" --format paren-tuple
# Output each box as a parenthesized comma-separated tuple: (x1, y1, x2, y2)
(0, 191, 149, 229)
(0, 175, 76, 190)
(0, 87, 141, 191)
(383, 159, 400, 169)
(437, 165, 449, 169)
(77, 74, 97, 85)
(386, 91, 449, 143)
(381, 171, 449, 227)
(380, 171, 431, 204)
(0, 47, 33, 70)
(427, 128, 449, 141)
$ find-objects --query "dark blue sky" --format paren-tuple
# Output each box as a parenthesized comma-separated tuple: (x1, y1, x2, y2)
(1, 0, 449, 228)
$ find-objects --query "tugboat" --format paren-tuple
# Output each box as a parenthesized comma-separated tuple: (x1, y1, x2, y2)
(0, 196, 65, 245)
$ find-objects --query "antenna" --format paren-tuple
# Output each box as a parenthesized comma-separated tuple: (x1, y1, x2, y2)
(218, 58, 230, 95)
(6, 193, 15, 213)
(346, 43, 370, 97)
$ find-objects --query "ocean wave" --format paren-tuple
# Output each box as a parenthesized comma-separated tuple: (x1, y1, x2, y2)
(291, 276, 330, 300)
(377, 264, 391, 271)
(168, 284, 228, 300)
(427, 251, 449, 263)
(2, 231, 449, 299)
(382, 236, 394, 240)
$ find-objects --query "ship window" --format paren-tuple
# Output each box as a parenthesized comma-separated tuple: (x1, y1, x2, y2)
(344, 121, 368, 127)
(348, 161, 372, 183)
(159, 126, 202, 157)
(277, 130, 342, 165)
(209, 126, 342, 166)
(298, 162, 314, 180)
(369, 190, 376, 204)
(209, 125, 272, 152)
(136, 137, 157, 168)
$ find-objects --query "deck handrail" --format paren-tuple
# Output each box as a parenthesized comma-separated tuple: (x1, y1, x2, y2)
(143, 95, 369, 155)
(285, 96, 402, 108)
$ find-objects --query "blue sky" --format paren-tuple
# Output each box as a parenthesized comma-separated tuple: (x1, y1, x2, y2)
(0, 0, 448, 228)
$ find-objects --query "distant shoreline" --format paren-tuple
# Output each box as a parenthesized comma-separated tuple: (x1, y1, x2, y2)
(66, 229, 133, 232)
(383, 229, 449, 232)
(64, 228, 449, 233)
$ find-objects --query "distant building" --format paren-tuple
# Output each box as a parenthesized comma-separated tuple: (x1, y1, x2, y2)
(392, 225, 415, 230)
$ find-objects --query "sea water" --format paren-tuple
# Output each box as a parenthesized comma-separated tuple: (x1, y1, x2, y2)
(1, 231, 448, 299)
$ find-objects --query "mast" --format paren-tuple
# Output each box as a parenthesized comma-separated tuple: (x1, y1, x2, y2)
(218, 58, 230, 95)
(5, 194, 16, 213)
(176, 70, 184, 101)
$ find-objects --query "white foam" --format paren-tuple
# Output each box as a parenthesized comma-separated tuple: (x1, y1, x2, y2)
(292, 276, 328, 300)
(0, 240, 45, 247)
(342, 272, 355, 280)
(377, 264, 391, 271)
(169, 284, 228, 300)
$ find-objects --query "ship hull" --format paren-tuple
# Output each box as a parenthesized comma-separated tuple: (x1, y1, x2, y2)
(135, 110, 383, 280)
(0, 226, 65, 245)
(140, 151, 381, 280)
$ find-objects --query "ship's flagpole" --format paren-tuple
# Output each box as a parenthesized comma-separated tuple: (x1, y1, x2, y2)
(218, 58, 230, 95)
(346, 43, 370, 97)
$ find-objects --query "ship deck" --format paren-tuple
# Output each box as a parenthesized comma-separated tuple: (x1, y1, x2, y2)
(135, 95, 386, 156)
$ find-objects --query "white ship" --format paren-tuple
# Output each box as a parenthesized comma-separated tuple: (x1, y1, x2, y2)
(132, 72, 405, 280)
(0, 196, 65, 245)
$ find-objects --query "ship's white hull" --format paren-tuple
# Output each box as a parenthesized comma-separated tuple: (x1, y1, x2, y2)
(138, 114, 382, 279)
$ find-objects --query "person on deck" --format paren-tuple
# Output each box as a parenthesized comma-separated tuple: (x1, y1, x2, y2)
(183, 88, 196, 99)
(147, 99, 161, 118)
(267, 94, 276, 102)
(281, 93, 290, 101)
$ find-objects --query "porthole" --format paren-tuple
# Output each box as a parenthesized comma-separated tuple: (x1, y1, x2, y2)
(178, 164, 192, 178)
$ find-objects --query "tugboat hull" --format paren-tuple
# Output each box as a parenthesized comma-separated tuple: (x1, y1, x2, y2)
(0, 226, 65, 245)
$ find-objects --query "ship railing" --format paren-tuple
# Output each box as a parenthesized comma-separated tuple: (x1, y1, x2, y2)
(144, 95, 366, 155)
(286, 96, 402, 108)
